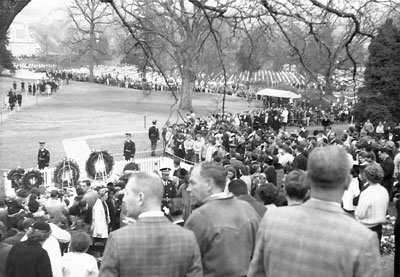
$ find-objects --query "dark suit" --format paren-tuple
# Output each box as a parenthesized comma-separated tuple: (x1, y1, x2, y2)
(237, 194, 267, 218)
(292, 153, 308, 171)
(37, 148, 50, 169)
(6, 239, 53, 277)
(100, 216, 202, 277)
(148, 125, 159, 156)
(123, 139, 136, 161)
(381, 156, 394, 196)
(0, 242, 12, 277)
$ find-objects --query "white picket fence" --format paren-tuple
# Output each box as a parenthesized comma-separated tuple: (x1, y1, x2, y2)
(3, 156, 193, 196)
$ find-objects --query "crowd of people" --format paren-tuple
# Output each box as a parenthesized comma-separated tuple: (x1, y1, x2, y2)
(1, 99, 400, 276)
(4, 77, 61, 112)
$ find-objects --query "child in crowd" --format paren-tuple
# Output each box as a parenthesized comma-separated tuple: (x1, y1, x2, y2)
(61, 232, 99, 277)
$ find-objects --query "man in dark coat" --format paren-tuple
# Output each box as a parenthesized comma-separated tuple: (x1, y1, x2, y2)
(379, 147, 395, 198)
(123, 133, 136, 161)
(148, 120, 160, 156)
(292, 145, 308, 171)
(6, 221, 53, 277)
(37, 142, 50, 169)
(228, 179, 267, 218)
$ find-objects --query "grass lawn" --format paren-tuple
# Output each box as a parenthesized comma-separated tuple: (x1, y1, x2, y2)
(0, 77, 263, 172)
(0, 76, 394, 276)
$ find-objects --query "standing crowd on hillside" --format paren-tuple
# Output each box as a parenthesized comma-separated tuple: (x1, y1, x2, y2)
(1, 100, 400, 276)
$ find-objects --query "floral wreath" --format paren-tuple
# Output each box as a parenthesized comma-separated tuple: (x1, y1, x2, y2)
(54, 158, 80, 188)
(7, 168, 25, 189)
(85, 150, 114, 179)
(21, 169, 44, 190)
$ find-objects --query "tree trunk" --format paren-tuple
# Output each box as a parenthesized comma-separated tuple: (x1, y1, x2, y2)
(0, 0, 31, 44)
(88, 23, 95, 82)
(324, 74, 334, 96)
(179, 69, 195, 111)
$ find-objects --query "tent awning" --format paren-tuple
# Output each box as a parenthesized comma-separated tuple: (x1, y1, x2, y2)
(256, 88, 301, 99)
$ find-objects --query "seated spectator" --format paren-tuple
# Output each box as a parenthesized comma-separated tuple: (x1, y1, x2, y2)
(61, 232, 99, 277)
(284, 170, 310, 205)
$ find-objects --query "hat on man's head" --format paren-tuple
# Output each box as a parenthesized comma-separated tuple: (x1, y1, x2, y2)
(152, 120, 157, 124)
(160, 167, 171, 174)
(31, 221, 50, 232)
(125, 133, 131, 136)
(39, 141, 45, 145)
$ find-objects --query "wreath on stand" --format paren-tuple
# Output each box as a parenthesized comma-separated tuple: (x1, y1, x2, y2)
(21, 169, 44, 191)
(7, 168, 25, 189)
(85, 150, 114, 180)
(54, 158, 80, 189)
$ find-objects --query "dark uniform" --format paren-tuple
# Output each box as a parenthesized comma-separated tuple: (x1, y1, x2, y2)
(148, 120, 160, 156)
(160, 168, 177, 212)
(123, 133, 136, 161)
(38, 142, 50, 169)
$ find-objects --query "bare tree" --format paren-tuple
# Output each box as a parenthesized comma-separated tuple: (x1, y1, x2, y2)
(67, 0, 112, 82)
(101, 0, 225, 111)
(189, 0, 400, 96)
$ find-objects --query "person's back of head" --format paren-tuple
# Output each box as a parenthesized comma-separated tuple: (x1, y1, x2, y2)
(284, 170, 309, 203)
(307, 146, 351, 197)
(126, 172, 164, 218)
(70, 231, 92, 253)
(255, 183, 279, 205)
(228, 179, 248, 196)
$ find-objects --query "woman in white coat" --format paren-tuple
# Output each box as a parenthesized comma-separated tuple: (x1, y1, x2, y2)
(90, 188, 109, 256)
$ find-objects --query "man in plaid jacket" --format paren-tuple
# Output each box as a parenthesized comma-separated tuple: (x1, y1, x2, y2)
(99, 172, 202, 277)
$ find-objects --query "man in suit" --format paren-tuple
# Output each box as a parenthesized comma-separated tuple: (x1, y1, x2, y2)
(228, 179, 267, 218)
(37, 141, 50, 169)
(292, 144, 308, 171)
(248, 145, 381, 277)
(185, 161, 260, 277)
(148, 120, 160, 156)
(378, 147, 394, 197)
(123, 133, 136, 161)
(99, 172, 202, 277)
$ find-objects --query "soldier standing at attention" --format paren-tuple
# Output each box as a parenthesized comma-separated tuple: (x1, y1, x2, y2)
(123, 133, 136, 161)
(148, 120, 159, 156)
(160, 168, 177, 213)
(38, 142, 50, 169)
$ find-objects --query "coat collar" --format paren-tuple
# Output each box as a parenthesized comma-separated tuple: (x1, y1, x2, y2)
(303, 198, 345, 214)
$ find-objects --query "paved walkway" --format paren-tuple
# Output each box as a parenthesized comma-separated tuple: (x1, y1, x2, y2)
(62, 130, 147, 179)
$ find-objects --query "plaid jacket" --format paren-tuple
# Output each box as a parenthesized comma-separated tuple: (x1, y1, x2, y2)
(99, 216, 202, 277)
(248, 198, 381, 277)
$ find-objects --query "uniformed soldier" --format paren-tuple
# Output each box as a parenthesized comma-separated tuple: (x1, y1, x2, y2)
(123, 133, 136, 161)
(37, 141, 50, 169)
(159, 167, 177, 212)
(148, 120, 160, 156)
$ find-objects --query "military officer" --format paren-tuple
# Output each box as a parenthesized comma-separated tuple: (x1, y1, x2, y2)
(123, 133, 136, 161)
(148, 120, 160, 156)
(37, 141, 50, 169)
(160, 168, 177, 212)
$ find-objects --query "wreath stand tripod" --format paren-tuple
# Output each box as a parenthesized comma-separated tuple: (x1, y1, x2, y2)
(95, 152, 107, 184)
(61, 159, 72, 190)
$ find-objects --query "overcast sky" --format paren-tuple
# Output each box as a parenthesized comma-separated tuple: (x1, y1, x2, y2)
(14, 0, 68, 25)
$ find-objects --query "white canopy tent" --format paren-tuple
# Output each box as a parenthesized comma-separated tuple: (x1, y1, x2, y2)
(256, 88, 301, 99)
